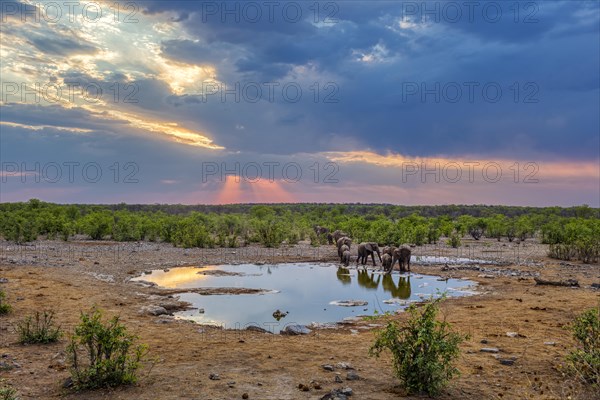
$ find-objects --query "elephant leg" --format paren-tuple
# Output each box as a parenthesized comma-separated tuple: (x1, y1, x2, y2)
(371, 252, 376, 266)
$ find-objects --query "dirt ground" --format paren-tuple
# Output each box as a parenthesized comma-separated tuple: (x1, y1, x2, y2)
(0, 240, 598, 400)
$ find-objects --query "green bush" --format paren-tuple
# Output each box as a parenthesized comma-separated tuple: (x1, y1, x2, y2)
(566, 307, 599, 387)
(0, 290, 11, 315)
(448, 232, 461, 248)
(0, 379, 18, 400)
(67, 308, 149, 389)
(369, 296, 467, 396)
(16, 311, 62, 344)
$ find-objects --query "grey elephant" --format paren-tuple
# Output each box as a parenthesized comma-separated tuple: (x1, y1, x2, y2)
(382, 253, 392, 272)
(357, 242, 382, 267)
(314, 225, 330, 236)
(342, 250, 351, 267)
(332, 230, 349, 244)
(391, 245, 411, 273)
(339, 244, 350, 262)
(336, 237, 352, 259)
(314, 225, 333, 244)
(326, 233, 334, 244)
(382, 246, 394, 257)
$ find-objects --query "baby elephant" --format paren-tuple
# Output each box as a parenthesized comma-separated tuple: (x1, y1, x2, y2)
(382, 253, 392, 272)
(342, 249, 351, 267)
(339, 244, 350, 262)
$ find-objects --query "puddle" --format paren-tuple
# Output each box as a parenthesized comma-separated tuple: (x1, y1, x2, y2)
(133, 264, 477, 330)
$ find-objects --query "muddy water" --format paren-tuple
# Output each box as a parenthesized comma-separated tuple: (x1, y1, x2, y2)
(134, 264, 477, 330)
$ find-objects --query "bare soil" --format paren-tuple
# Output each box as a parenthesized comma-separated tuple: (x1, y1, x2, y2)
(0, 239, 598, 400)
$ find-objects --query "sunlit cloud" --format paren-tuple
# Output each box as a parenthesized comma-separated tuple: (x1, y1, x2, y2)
(324, 151, 600, 181)
(0, 120, 93, 133)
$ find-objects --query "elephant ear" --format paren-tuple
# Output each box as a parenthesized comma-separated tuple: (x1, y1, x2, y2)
(365, 243, 373, 252)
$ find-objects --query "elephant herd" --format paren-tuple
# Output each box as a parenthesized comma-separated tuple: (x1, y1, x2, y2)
(314, 227, 412, 274)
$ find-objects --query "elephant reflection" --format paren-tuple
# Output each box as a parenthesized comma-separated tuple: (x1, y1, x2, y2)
(382, 275, 411, 299)
(356, 269, 381, 290)
(336, 267, 352, 285)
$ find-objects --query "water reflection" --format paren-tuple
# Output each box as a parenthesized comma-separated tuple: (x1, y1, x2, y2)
(337, 269, 412, 299)
(357, 270, 381, 290)
(336, 267, 351, 285)
(382, 275, 411, 299)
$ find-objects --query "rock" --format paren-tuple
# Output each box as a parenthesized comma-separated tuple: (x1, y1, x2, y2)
(298, 383, 310, 391)
(506, 332, 519, 338)
(139, 305, 169, 316)
(480, 348, 500, 353)
(62, 377, 73, 388)
(228, 381, 236, 387)
(480, 339, 489, 344)
(198, 308, 205, 314)
(340, 387, 353, 396)
(534, 277, 579, 287)
(544, 341, 556, 346)
(329, 300, 368, 307)
(499, 359, 515, 366)
(322, 364, 335, 371)
(209, 373, 220, 380)
(321, 390, 348, 400)
(477, 274, 495, 279)
(0, 278, 8, 283)
(0, 361, 12, 370)
(272, 309, 289, 320)
(246, 325, 272, 334)
(336, 362, 353, 370)
(280, 325, 311, 335)
(242, 393, 249, 399)
(590, 283, 600, 289)
(335, 375, 343, 383)
(346, 371, 360, 381)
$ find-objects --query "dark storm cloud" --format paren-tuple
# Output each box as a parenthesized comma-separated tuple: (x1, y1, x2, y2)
(146, 0, 596, 160)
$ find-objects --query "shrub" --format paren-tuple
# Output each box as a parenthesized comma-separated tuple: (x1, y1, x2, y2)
(0, 380, 18, 400)
(67, 308, 149, 389)
(16, 311, 62, 344)
(0, 290, 10, 315)
(566, 307, 599, 387)
(369, 296, 467, 396)
(448, 232, 461, 248)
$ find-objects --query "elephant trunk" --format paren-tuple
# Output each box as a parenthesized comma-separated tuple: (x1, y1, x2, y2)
(377, 250, 382, 263)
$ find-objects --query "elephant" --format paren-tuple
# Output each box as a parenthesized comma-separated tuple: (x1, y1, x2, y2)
(313, 225, 330, 236)
(342, 250, 351, 267)
(332, 230, 349, 244)
(314, 225, 333, 244)
(336, 237, 352, 259)
(339, 244, 350, 262)
(391, 245, 412, 273)
(382, 253, 392, 272)
(382, 246, 393, 256)
(357, 242, 382, 267)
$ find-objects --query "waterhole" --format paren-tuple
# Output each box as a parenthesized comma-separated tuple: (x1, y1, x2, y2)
(134, 263, 477, 330)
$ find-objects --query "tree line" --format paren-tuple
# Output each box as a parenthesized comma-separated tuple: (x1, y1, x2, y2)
(0, 199, 598, 263)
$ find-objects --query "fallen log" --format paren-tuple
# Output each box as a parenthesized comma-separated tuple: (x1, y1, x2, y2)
(534, 277, 579, 287)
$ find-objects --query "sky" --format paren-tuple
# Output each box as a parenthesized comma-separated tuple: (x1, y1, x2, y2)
(0, 0, 598, 206)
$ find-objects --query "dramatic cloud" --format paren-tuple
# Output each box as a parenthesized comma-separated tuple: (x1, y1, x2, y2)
(1, 0, 598, 205)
